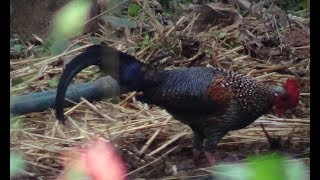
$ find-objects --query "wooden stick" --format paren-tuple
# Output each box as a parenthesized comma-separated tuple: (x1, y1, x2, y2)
(147, 132, 188, 156)
(80, 97, 116, 122)
(139, 117, 171, 155)
(118, 92, 137, 106)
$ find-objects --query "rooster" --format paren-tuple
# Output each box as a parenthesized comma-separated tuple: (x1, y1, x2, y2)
(55, 44, 299, 164)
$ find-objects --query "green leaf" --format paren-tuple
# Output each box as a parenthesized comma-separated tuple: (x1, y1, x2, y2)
(128, 4, 140, 17)
(10, 152, 25, 177)
(47, 78, 59, 88)
(140, 34, 150, 49)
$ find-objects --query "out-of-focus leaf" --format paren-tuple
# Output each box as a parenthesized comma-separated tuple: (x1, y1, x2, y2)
(52, 0, 91, 39)
(10, 117, 24, 130)
(102, 15, 138, 28)
(247, 153, 286, 180)
(10, 152, 25, 177)
(65, 168, 88, 180)
(285, 159, 308, 180)
(212, 153, 308, 180)
(49, 0, 91, 55)
(214, 164, 252, 180)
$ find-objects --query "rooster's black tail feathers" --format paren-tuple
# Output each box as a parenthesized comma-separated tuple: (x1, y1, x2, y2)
(55, 44, 159, 123)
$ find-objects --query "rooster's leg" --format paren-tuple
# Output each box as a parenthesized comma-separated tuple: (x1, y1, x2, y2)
(204, 131, 227, 165)
(190, 127, 205, 164)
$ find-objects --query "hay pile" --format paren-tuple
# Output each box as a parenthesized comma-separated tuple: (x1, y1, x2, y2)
(10, 1, 309, 179)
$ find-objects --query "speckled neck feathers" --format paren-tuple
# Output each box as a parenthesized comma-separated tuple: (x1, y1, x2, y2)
(217, 70, 275, 119)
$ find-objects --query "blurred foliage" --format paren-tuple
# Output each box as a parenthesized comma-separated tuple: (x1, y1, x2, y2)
(10, 117, 26, 178)
(48, 0, 131, 55)
(65, 168, 89, 180)
(52, 0, 90, 38)
(10, 117, 26, 132)
(246, 154, 286, 180)
(213, 153, 308, 180)
(10, 152, 25, 177)
(50, 0, 91, 55)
